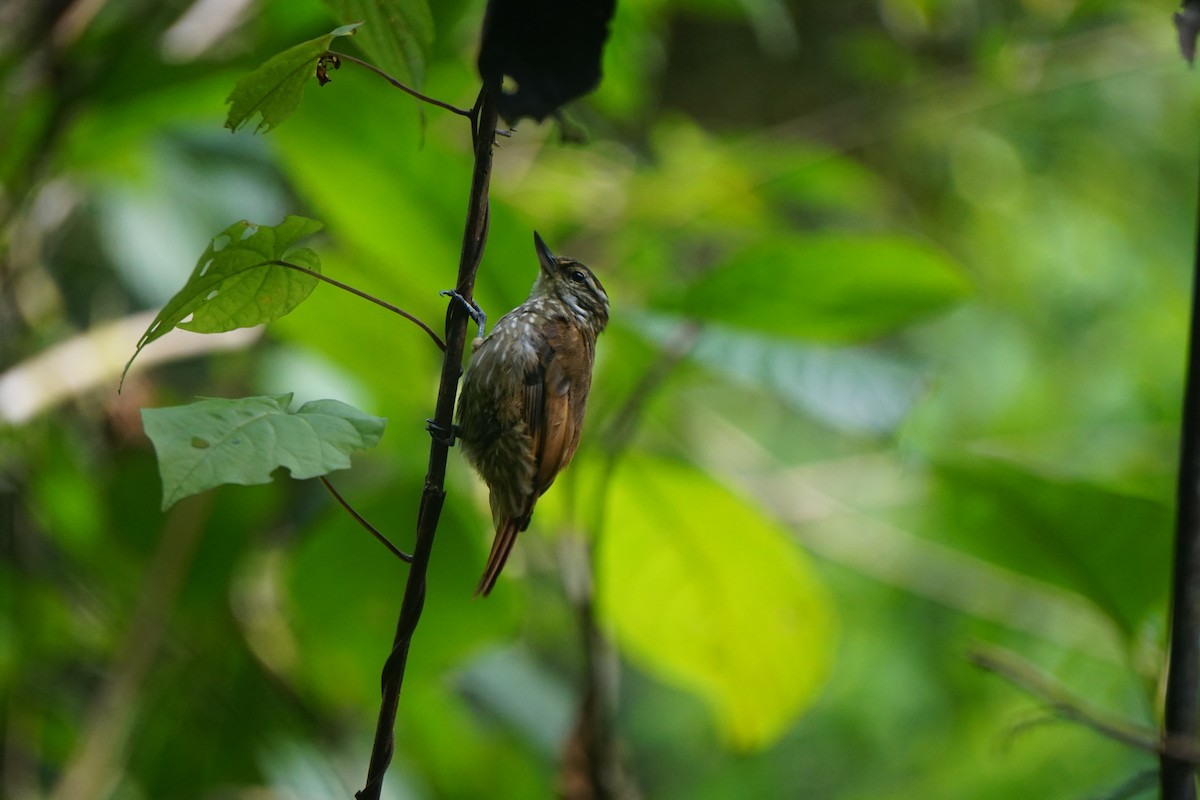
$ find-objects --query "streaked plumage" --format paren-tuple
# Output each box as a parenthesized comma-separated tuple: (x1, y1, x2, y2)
(457, 232, 609, 596)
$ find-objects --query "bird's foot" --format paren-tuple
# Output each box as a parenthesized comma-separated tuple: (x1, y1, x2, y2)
(441, 289, 486, 339)
(426, 418, 461, 447)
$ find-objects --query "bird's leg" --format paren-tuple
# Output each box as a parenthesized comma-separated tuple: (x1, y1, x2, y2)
(441, 289, 487, 339)
(425, 418, 462, 447)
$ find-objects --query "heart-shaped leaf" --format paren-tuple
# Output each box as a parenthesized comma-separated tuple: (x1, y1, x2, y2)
(142, 394, 386, 510)
(122, 216, 323, 384)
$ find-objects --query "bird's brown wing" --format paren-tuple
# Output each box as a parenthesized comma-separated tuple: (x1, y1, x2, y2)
(529, 320, 592, 496)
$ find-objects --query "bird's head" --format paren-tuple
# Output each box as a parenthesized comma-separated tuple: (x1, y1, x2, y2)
(531, 231, 609, 333)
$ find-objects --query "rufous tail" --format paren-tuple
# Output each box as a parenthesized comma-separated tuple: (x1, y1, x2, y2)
(475, 517, 521, 597)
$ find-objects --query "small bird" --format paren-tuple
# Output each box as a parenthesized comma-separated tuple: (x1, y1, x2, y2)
(457, 232, 610, 596)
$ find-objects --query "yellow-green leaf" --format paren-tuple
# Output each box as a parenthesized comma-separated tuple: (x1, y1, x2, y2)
(597, 456, 836, 749)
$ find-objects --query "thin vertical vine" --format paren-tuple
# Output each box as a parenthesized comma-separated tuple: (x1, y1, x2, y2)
(355, 83, 499, 800)
(1161, 138, 1200, 800)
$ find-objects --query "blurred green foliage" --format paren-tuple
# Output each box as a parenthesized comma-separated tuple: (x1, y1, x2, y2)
(0, 0, 1194, 797)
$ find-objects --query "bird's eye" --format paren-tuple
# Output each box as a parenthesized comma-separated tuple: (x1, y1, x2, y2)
(570, 270, 587, 283)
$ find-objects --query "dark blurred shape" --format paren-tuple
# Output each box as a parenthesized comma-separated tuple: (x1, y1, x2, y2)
(477, 0, 616, 125)
(558, 682, 638, 800)
(1176, 0, 1200, 65)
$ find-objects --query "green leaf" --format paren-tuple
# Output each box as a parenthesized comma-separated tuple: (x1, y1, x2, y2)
(630, 313, 925, 434)
(656, 234, 970, 341)
(323, 0, 433, 88)
(141, 394, 386, 511)
(928, 457, 1170, 637)
(597, 456, 836, 749)
(123, 216, 323, 383)
(225, 23, 362, 133)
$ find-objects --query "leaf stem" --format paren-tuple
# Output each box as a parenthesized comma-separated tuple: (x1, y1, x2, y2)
(599, 321, 703, 458)
(329, 51, 472, 117)
(318, 476, 412, 563)
(265, 260, 445, 352)
(972, 647, 1200, 763)
(562, 321, 701, 797)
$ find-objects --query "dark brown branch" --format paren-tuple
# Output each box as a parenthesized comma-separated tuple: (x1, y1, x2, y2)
(1162, 137, 1200, 799)
(354, 84, 498, 800)
(329, 51, 472, 117)
(318, 476, 412, 563)
(970, 647, 1200, 764)
(266, 259, 445, 352)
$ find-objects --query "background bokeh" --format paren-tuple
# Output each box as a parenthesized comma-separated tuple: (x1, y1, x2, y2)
(1, 0, 1194, 797)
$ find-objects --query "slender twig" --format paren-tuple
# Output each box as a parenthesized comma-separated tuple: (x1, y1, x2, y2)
(599, 321, 703, 458)
(971, 647, 1200, 764)
(355, 84, 498, 800)
(592, 322, 703, 538)
(264, 260, 445, 352)
(330, 51, 472, 117)
(1162, 137, 1200, 799)
(1096, 770, 1158, 800)
(318, 476, 412, 563)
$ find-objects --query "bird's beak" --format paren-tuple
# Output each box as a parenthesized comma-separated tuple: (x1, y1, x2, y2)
(533, 231, 556, 275)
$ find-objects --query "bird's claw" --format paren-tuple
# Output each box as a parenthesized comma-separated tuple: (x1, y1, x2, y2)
(426, 418, 460, 447)
(441, 289, 487, 339)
